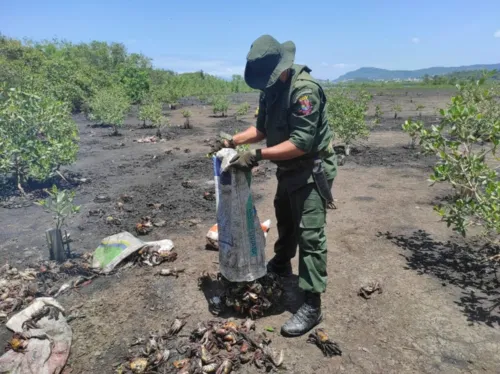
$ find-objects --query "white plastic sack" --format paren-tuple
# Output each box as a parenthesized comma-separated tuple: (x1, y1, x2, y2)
(0, 297, 71, 374)
(213, 149, 267, 282)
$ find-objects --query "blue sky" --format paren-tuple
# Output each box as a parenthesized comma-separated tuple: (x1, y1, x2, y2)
(1, 0, 500, 79)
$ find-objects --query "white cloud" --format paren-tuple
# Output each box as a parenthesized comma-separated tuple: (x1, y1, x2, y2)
(494, 30, 500, 38)
(153, 56, 244, 78)
(411, 37, 420, 44)
(319, 62, 351, 69)
(331, 63, 349, 68)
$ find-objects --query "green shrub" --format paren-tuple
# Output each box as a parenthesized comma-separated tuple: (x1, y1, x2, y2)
(0, 87, 79, 192)
(403, 76, 500, 239)
(415, 104, 425, 118)
(401, 118, 422, 148)
(35, 184, 80, 230)
(88, 86, 130, 135)
(139, 101, 163, 127)
(326, 87, 371, 154)
(374, 104, 383, 124)
(212, 96, 230, 117)
(236, 102, 250, 118)
(393, 103, 402, 119)
(182, 109, 192, 129)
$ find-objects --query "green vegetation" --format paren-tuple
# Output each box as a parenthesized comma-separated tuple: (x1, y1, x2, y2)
(393, 103, 402, 119)
(326, 87, 372, 154)
(415, 104, 425, 118)
(235, 102, 250, 120)
(0, 34, 253, 113)
(401, 119, 421, 149)
(35, 185, 81, 230)
(182, 109, 192, 129)
(0, 34, 254, 187)
(212, 96, 230, 117)
(0, 87, 79, 193)
(139, 100, 164, 128)
(374, 104, 383, 124)
(88, 86, 130, 135)
(236, 102, 250, 116)
(138, 100, 168, 136)
(402, 76, 500, 240)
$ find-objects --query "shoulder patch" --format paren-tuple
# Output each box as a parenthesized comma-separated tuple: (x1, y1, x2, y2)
(295, 95, 313, 116)
(292, 88, 313, 102)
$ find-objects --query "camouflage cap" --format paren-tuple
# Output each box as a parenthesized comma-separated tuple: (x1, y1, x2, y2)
(244, 35, 296, 90)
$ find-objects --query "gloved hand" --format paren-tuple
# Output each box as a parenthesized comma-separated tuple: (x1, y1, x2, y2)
(211, 131, 235, 153)
(229, 149, 262, 172)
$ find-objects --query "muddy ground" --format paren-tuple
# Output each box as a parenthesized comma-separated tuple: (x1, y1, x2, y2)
(1, 89, 500, 374)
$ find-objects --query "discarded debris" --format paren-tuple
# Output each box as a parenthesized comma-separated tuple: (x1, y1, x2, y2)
(203, 191, 215, 201)
(94, 194, 111, 203)
(198, 272, 283, 319)
(307, 328, 342, 357)
(156, 268, 185, 277)
(88, 209, 104, 217)
(53, 283, 71, 298)
(153, 219, 166, 227)
(117, 317, 283, 374)
(106, 216, 122, 225)
(136, 245, 177, 267)
(120, 194, 133, 203)
(0, 259, 94, 319)
(181, 181, 194, 189)
(358, 281, 383, 299)
(134, 136, 158, 143)
(147, 203, 164, 210)
(135, 216, 153, 235)
(117, 318, 185, 373)
(91, 232, 175, 273)
(0, 297, 72, 373)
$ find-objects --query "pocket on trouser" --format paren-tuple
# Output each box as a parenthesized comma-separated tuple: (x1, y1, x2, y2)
(294, 184, 328, 293)
(298, 185, 326, 229)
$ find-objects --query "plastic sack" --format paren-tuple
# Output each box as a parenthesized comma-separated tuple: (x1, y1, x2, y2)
(213, 149, 267, 282)
(91, 231, 174, 273)
(206, 219, 271, 250)
(0, 297, 71, 374)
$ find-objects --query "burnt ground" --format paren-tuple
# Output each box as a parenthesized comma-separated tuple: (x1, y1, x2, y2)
(1, 89, 500, 374)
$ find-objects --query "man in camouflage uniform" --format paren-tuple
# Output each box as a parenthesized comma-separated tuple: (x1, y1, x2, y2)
(214, 34, 337, 337)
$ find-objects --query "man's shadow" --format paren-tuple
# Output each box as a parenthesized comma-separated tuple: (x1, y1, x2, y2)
(198, 273, 302, 319)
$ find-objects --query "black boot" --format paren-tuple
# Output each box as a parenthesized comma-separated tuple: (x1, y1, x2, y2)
(281, 291, 322, 337)
(266, 256, 292, 277)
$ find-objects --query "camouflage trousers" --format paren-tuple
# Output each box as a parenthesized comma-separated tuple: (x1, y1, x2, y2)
(272, 178, 333, 293)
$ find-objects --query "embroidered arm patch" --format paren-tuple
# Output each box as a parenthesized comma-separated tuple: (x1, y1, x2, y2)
(295, 95, 313, 116)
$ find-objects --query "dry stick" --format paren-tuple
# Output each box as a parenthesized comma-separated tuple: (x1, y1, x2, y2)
(55, 170, 69, 183)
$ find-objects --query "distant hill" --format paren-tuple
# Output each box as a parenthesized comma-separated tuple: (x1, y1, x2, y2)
(335, 64, 500, 82)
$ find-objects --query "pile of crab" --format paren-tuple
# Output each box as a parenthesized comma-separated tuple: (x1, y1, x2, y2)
(0, 256, 95, 320)
(118, 317, 284, 374)
(133, 244, 178, 267)
(198, 272, 283, 319)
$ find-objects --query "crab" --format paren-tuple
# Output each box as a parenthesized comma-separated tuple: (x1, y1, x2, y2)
(307, 328, 342, 357)
(6, 333, 28, 352)
(22, 305, 60, 331)
(135, 217, 153, 235)
(166, 318, 186, 337)
(358, 281, 383, 299)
